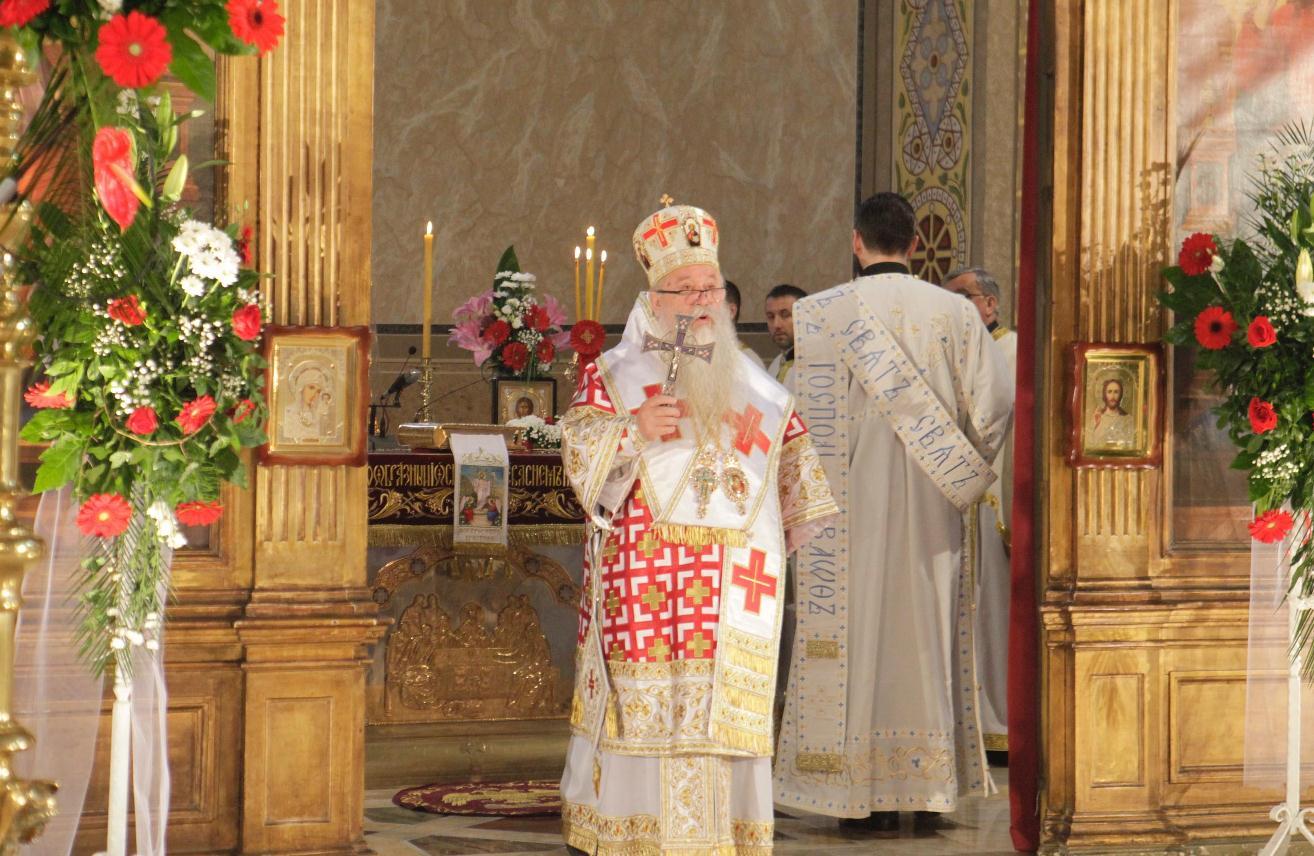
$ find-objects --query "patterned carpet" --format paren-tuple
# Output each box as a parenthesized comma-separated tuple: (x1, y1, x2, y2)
(394, 781, 562, 817)
(366, 785, 1020, 855)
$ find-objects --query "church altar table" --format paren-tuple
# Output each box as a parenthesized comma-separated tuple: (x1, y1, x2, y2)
(364, 450, 585, 787)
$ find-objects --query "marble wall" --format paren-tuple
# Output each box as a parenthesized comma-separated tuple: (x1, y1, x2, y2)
(371, 0, 860, 336)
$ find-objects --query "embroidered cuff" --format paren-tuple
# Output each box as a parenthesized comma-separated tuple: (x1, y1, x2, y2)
(621, 415, 649, 459)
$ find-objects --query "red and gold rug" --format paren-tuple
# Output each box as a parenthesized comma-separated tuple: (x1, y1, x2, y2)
(393, 781, 562, 817)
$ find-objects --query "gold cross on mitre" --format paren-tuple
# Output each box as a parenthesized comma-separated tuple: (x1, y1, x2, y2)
(659, 193, 674, 207)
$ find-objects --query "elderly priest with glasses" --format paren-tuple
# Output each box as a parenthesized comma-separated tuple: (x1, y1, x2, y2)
(557, 197, 839, 855)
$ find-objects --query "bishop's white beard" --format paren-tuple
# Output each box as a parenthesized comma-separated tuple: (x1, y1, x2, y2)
(656, 303, 744, 440)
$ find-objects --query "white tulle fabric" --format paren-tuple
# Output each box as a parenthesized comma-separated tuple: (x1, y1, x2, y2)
(1243, 509, 1313, 789)
(13, 487, 171, 855)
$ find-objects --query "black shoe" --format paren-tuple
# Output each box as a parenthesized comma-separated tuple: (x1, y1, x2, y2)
(566, 846, 591, 856)
(913, 810, 944, 832)
(839, 811, 899, 833)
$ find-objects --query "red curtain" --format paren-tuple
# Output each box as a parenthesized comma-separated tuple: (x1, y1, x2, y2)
(1008, 0, 1043, 850)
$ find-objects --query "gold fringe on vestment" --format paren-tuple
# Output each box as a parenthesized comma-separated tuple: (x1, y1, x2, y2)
(651, 524, 748, 549)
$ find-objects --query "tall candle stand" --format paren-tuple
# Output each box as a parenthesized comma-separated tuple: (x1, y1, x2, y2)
(414, 358, 436, 424)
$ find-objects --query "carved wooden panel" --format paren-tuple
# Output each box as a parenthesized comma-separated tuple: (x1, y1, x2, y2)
(243, 666, 365, 851)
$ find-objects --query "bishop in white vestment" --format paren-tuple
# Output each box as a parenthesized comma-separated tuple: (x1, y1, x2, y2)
(559, 200, 838, 855)
(774, 193, 1013, 822)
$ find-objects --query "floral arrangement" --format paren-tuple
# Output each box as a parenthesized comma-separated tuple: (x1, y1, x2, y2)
(4, 0, 285, 674)
(450, 245, 568, 380)
(506, 413, 561, 450)
(1158, 125, 1314, 670)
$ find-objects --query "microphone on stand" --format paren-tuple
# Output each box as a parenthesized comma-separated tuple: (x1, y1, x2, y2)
(382, 346, 420, 406)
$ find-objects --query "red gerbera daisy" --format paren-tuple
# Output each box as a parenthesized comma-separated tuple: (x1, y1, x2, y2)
(0, 0, 50, 28)
(23, 381, 72, 409)
(77, 493, 132, 539)
(483, 319, 511, 345)
(1250, 509, 1294, 544)
(175, 500, 223, 527)
(570, 319, 606, 358)
(227, 0, 285, 55)
(177, 395, 217, 435)
(501, 341, 530, 372)
(95, 12, 173, 89)
(1193, 306, 1237, 350)
(536, 339, 555, 364)
(1178, 232, 1219, 276)
(526, 304, 550, 332)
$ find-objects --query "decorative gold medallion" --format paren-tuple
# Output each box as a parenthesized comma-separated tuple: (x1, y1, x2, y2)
(691, 447, 719, 518)
(721, 454, 749, 515)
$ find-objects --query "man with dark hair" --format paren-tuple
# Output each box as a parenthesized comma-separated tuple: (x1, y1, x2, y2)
(724, 279, 765, 367)
(775, 192, 1013, 832)
(764, 284, 807, 388)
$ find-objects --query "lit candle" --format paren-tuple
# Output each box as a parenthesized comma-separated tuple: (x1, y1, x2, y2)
(585, 226, 596, 319)
(574, 246, 582, 322)
(422, 221, 434, 360)
(596, 250, 607, 321)
(585, 248, 594, 320)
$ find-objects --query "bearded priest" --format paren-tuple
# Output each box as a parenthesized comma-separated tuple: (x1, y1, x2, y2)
(558, 199, 839, 855)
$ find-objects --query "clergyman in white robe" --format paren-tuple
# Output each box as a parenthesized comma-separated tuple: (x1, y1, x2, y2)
(774, 258, 1014, 818)
(976, 324, 1016, 748)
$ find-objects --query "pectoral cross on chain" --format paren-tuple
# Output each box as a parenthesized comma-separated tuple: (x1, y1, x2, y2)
(642, 314, 714, 395)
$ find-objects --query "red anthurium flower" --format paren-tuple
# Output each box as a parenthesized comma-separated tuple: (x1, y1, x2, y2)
(177, 395, 217, 435)
(526, 304, 550, 332)
(125, 405, 158, 435)
(1250, 509, 1294, 544)
(95, 12, 172, 89)
(232, 304, 262, 341)
(483, 319, 511, 345)
(1179, 232, 1219, 276)
(23, 381, 71, 409)
(77, 493, 132, 539)
(0, 0, 50, 28)
(501, 341, 529, 372)
(227, 0, 285, 54)
(570, 319, 605, 357)
(107, 294, 146, 326)
(1194, 306, 1237, 350)
(231, 398, 255, 424)
(92, 127, 140, 232)
(1248, 316, 1277, 349)
(1249, 397, 1278, 434)
(175, 500, 223, 527)
(536, 339, 555, 364)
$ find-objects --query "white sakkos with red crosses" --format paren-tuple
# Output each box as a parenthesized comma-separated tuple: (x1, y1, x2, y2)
(558, 292, 837, 855)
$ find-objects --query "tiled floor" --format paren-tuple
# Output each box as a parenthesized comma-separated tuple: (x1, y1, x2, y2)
(363, 785, 1017, 855)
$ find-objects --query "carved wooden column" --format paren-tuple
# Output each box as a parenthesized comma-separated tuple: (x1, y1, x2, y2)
(1041, 1, 1285, 849)
(230, 1, 381, 852)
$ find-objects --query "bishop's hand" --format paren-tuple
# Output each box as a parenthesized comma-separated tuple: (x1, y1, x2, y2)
(635, 394, 682, 443)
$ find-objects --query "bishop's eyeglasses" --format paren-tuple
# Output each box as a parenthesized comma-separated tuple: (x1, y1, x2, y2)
(653, 287, 726, 303)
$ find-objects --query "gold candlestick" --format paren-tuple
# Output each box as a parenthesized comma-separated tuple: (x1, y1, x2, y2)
(414, 357, 435, 423)
(0, 31, 56, 852)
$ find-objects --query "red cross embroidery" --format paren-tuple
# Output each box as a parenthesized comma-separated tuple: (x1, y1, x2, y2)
(726, 404, 771, 456)
(642, 213, 680, 248)
(701, 216, 718, 245)
(586, 670, 598, 700)
(632, 384, 686, 441)
(731, 549, 777, 615)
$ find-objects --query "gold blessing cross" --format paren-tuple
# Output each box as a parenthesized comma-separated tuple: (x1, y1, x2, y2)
(642, 314, 715, 395)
